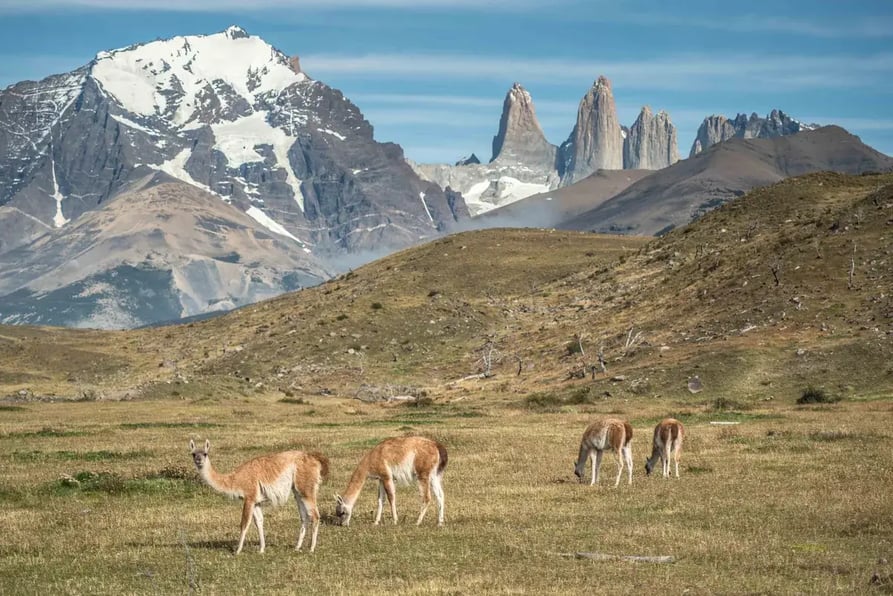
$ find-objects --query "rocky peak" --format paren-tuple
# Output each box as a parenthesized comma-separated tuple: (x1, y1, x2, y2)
(559, 75, 624, 184)
(455, 153, 481, 166)
(689, 114, 737, 157)
(490, 82, 556, 168)
(288, 55, 303, 75)
(691, 109, 816, 156)
(624, 106, 679, 170)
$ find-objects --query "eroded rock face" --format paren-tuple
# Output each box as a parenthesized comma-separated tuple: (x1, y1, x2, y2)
(690, 109, 817, 157)
(491, 83, 557, 168)
(690, 115, 738, 158)
(623, 106, 680, 170)
(558, 76, 624, 185)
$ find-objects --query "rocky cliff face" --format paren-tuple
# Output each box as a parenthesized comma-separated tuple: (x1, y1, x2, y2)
(0, 26, 466, 327)
(623, 106, 679, 170)
(689, 115, 738, 158)
(491, 83, 557, 167)
(690, 109, 816, 157)
(558, 76, 624, 185)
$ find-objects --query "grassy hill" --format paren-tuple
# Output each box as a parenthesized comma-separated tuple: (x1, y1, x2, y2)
(1, 171, 891, 405)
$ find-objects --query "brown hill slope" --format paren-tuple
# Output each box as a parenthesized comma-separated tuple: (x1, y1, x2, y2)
(473, 169, 653, 228)
(561, 126, 893, 236)
(1, 172, 891, 403)
(0, 174, 328, 328)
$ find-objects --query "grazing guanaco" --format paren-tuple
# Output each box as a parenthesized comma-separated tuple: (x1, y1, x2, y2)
(573, 418, 633, 486)
(189, 439, 329, 554)
(334, 436, 447, 527)
(645, 418, 685, 478)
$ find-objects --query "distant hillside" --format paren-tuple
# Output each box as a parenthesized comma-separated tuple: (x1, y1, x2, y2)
(1, 172, 891, 405)
(560, 126, 893, 236)
(474, 169, 653, 229)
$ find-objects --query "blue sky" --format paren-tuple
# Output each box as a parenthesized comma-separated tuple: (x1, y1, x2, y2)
(1, 0, 892, 163)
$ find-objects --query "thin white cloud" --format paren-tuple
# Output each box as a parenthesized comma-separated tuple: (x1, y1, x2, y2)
(305, 52, 893, 92)
(597, 12, 893, 39)
(352, 92, 578, 113)
(0, 0, 548, 11)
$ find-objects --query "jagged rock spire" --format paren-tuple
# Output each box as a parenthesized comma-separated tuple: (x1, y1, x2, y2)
(689, 115, 737, 157)
(559, 75, 624, 185)
(490, 82, 556, 168)
(623, 106, 679, 170)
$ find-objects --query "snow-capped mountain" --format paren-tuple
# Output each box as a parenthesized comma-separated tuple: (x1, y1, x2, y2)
(0, 26, 466, 328)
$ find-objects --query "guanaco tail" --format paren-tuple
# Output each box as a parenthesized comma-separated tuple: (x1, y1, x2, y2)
(573, 417, 633, 486)
(189, 439, 329, 554)
(645, 418, 685, 478)
(335, 436, 447, 527)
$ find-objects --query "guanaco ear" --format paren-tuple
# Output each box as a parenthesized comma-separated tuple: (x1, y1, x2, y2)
(335, 494, 343, 504)
(189, 439, 195, 452)
(204, 439, 210, 453)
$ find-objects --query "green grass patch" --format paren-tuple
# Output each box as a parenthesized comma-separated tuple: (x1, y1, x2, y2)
(10, 449, 152, 462)
(0, 405, 25, 412)
(119, 421, 223, 430)
(521, 387, 599, 411)
(1, 426, 87, 439)
(46, 469, 200, 497)
(279, 397, 310, 405)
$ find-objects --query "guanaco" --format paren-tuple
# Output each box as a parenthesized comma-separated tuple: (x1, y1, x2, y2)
(573, 417, 633, 486)
(645, 418, 685, 478)
(189, 439, 329, 554)
(334, 436, 447, 527)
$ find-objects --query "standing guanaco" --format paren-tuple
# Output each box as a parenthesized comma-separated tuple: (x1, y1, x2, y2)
(189, 439, 329, 554)
(645, 418, 685, 478)
(573, 417, 633, 486)
(334, 436, 447, 527)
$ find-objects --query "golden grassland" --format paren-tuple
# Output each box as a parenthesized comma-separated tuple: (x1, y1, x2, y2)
(1, 391, 891, 594)
(0, 172, 892, 593)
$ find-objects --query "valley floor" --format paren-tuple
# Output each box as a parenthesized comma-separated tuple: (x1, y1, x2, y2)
(0, 392, 891, 594)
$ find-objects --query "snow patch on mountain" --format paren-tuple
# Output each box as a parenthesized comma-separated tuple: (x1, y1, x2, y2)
(210, 112, 305, 210)
(245, 205, 310, 252)
(157, 148, 214, 194)
(462, 176, 552, 216)
(49, 154, 68, 227)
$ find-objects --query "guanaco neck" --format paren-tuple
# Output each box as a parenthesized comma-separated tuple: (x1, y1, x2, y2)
(198, 457, 237, 494)
(341, 457, 372, 507)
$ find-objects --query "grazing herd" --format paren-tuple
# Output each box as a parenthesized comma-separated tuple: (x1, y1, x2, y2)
(189, 417, 684, 554)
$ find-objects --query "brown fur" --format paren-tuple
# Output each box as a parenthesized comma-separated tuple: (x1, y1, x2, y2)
(189, 439, 328, 554)
(336, 436, 447, 526)
(646, 418, 685, 478)
(574, 417, 634, 486)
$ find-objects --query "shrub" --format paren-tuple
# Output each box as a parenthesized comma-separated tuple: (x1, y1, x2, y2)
(796, 386, 839, 405)
(371, 302, 383, 310)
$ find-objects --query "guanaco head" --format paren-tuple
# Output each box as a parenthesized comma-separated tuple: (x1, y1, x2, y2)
(644, 457, 655, 476)
(573, 459, 585, 483)
(189, 439, 210, 470)
(334, 494, 352, 526)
